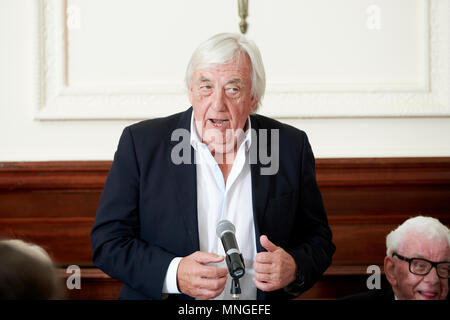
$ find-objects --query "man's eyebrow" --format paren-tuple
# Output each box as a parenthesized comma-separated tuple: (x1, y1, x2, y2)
(225, 78, 243, 85)
(197, 76, 211, 83)
(412, 255, 442, 262)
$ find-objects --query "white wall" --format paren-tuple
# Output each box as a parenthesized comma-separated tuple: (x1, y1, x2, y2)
(1, 0, 449, 161)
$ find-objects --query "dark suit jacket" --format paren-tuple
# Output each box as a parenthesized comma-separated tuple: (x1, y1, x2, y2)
(341, 287, 450, 301)
(90, 107, 335, 300)
(340, 288, 396, 301)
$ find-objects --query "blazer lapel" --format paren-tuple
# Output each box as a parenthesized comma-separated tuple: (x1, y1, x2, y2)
(249, 114, 273, 300)
(169, 107, 200, 252)
(249, 114, 272, 254)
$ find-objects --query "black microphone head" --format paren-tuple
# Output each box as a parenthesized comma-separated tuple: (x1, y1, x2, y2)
(216, 220, 235, 238)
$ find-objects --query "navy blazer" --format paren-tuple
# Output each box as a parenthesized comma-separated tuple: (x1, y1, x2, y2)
(90, 107, 335, 300)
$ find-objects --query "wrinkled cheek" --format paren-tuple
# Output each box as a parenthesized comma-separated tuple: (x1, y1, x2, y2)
(406, 278, 422, 299)
(440, 283, 449, 299)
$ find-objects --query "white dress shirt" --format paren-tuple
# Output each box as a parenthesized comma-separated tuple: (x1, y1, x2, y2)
(162, 113, 257, 300)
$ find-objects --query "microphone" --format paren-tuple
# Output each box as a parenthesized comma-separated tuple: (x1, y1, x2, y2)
(216, 220, 245, 279)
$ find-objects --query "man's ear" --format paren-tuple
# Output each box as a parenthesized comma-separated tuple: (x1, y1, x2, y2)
(188, 86, 194, 105)
(384, 256, 397, 287)
(250, 96, 258, 112)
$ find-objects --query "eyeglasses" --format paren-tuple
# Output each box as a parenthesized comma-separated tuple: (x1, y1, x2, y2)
(392, 253, 450, 279)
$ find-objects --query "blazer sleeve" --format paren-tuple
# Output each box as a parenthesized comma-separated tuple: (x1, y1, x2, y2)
(285, 133, 336, 296)
(90, 126, 176, 299)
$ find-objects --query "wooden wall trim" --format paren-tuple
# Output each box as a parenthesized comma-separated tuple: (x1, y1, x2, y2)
(0, 161, 111, 189)
(55, 266, 386, 300)
(56, 265, 375, 280)
(1, 158, 450, 189)
(316, 157, 450, 186)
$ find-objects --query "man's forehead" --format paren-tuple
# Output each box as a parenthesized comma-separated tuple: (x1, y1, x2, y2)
(400, 235, 450, 258)
(193, 67, 251, 84)
(193, 54, 252, 79)
(197, 75, 243, 84)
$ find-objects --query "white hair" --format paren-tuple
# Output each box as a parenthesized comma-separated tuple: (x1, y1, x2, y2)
(185, 33, 266, 111)
(386, 216, 450, 256)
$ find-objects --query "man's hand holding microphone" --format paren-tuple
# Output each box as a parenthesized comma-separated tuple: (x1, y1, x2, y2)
(176, 220, 298, 299)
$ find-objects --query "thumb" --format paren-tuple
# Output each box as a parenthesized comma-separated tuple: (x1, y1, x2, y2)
(192, 251, 224, 264)
(260, 235, 279, 252)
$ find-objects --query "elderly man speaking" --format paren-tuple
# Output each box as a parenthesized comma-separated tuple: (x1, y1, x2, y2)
(91, 33, 335, 300)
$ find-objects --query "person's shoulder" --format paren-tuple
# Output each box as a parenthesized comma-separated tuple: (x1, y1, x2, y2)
(250, 113, 307, 141)
(127, 109, 188, 138)
(117, 108, 191, 152)
(340, 288, 395, 301)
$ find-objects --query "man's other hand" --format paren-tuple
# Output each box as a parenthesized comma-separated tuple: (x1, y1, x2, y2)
(253, 235, 297, 292)
(177, 251, 228, 299)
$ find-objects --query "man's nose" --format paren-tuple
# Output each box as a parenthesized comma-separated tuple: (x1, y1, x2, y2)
(211, 89, 226, 111)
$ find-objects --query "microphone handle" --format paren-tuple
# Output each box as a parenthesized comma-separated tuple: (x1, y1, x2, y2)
(220, 231, 245, 278)
(220, 232, 239, 254)
(226, 253, 245, 278)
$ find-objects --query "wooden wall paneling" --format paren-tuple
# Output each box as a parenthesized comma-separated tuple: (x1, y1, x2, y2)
(57, 268, 122, 300)
(0, 190, 102, 218)
(0, 217, 94, 266)
(1, 158, 449, 299)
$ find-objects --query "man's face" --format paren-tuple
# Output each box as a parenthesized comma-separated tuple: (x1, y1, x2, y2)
(188, 52, 257, 156)
(385, 234, 449, 300)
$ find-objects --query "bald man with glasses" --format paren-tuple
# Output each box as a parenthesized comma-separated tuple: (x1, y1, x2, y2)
(342, 216, 449, 300)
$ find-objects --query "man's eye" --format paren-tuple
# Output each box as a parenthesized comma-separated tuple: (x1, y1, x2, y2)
(201, 85, 211, 90)
(412, 261, 429, 270)
(227, 87, 239, 94)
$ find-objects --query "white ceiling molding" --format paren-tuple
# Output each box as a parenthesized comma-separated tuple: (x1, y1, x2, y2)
(33, 0, 449, 120)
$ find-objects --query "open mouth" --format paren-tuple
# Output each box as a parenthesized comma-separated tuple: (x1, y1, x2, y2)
(209, 119, 229, 128)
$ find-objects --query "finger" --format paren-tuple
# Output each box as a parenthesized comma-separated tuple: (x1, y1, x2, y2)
(199, 265, 229, 279)
(255, 252, 273, 263)
(197, 287, 225, 300)
(260, 235, 279, 252)
(253, 271, 272, 283)
(253, 277, 275, 292)
(196, 276, 227, 292)
(254, 262, 272, 274)
(193, 252, 225, 264)
(195, 277, 227, 300)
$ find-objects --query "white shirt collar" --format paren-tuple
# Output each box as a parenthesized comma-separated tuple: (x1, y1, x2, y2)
(189, 111, 252, 152)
